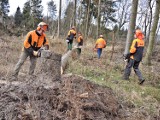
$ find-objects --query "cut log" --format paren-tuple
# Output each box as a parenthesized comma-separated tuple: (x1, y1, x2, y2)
(61, 48, 77, 74)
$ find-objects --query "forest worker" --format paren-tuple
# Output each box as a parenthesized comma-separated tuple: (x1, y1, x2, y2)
(66, 26, 76, 50)
(76, 32, 83, 57)
(95, 35, 106, 59)
(11, 22, 49, 80)
(123, 29, 145, 85)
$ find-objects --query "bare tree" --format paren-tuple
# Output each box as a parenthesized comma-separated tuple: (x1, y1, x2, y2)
(144, 0, 155, 41)
(136, 0, 156, 42)
(57, 0, 62, 38)
(124, 0, 139, 55)
(116, 0, 131, 40)
(77, 0, 82, 31)
(144, 0, 160, 65)
(85, 0, 91, 38)
(97, 0, 101, 37)
(73, 0, 77, 26)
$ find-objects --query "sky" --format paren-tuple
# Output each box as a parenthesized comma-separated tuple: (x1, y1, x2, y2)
(8, 0, 59, 16)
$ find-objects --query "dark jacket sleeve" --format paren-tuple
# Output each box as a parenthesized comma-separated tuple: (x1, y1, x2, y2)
(25, 35, 34, 55)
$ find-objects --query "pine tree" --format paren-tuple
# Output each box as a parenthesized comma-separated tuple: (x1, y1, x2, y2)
(30, 0, 43, 27)
(47, 0, 57, 19)
(64, 2, 74, 33)
(14, 6, 22, 26)
(22, 0, 32, 29)
(0, 0, 9, 27)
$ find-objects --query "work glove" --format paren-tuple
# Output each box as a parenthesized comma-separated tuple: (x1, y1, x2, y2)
(66, 39, 69, 43)
(123, 53, 131, 60)
(43, 45, 49, 50)
(93, 48, 97, 52)
(33, 51, 39, 57)
(78, 45, 82, 49)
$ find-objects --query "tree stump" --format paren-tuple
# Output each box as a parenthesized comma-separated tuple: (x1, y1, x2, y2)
(35, 50, 62, 88)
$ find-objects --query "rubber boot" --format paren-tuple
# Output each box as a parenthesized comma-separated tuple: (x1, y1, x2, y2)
(122, 74, 129, 80)
(68, 43, 72, 50)
(122, 71, 129, 80)
(139, 79, 145, 85)
(77, 48, 81, 57)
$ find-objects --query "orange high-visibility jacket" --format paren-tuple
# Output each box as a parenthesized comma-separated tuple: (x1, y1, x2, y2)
(24, 30, 49, 54)
(95, 38, 106, 48)
(130, 38, 144, 61)
(77, 35, 83, 46)
(67, 29, 76, 40)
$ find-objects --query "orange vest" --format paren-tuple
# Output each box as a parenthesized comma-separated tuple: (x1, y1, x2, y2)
(68, 29, 76, 36)
(77, 35, 83, 43)
(130, 38, 144, 61)
(95, 38, 106, 48)
(24, 30, 49, 51)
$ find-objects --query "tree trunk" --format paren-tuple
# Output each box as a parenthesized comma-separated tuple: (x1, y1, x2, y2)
(146, 0, 153, 42)
(110, 32, 115, 61)
(73, 0, 77, 26)
(124, 0, 139, 55)
(77, 0, 82, 31)
(144, 0, 160, 65)
(97, 0, 101, 37)
(61, 48, 77, 74)
(85, 0, 91, 38)
(57, 0, 62, 38)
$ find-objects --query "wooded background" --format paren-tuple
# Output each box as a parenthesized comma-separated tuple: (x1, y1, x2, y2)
(0, 0, 160, 65)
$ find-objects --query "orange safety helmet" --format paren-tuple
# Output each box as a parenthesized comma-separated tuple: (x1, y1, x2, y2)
(37, 22, 48, 31)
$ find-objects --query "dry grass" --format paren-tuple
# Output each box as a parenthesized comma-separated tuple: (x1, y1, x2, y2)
(1, 34, 160, 119)
(64, 38, 160, 119)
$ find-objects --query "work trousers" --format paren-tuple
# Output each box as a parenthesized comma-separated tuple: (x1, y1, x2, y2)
(124, 59, 143, 80)
(13, 49, 37, 77)
(67, 40, 73, 50)
(77, 48, 81, 56)
(97, 48, 102, 59)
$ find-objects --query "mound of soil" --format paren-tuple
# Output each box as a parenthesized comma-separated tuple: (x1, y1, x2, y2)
(0, 75, 119, 120)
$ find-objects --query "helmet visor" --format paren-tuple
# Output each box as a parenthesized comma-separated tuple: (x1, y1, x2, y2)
(42, 25, 48, 31)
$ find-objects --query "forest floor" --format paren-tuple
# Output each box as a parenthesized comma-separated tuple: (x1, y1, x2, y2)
(0, 33, 160, 120)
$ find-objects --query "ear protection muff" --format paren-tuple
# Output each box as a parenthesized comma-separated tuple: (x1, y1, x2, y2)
(37, 26, 41, 31)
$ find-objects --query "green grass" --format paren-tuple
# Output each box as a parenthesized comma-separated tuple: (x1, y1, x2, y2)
(65, 57, 160, 116)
